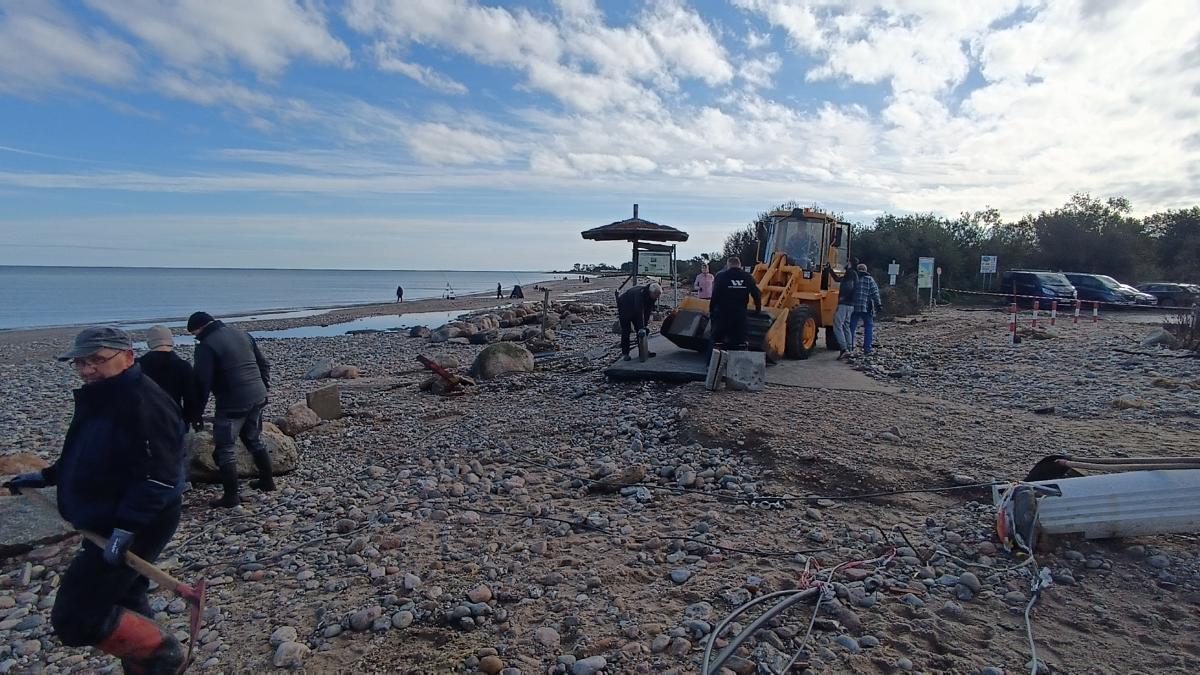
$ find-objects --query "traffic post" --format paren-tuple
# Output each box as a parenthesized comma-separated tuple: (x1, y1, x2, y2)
(1050, 301, 1057, 327)
(1009, 303, 1018, 344)
(1092, 301, 1099, 323)
(1032, 301, 1039, 328)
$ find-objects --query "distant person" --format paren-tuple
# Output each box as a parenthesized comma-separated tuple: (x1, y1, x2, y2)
(617, 282, 662, 360)
(510, 284, 524, 299)
(188, 312, 273, 508)
(396, 285, 403, 303)
(497, 283, 502, 299)
(710, 257, 762, 351)
(5, 326, 187, 673)
(693, 263, 715, 299)
(826, 262, 857, 359)
(138, 325, 200, 424)
(849, 263, 882, 357)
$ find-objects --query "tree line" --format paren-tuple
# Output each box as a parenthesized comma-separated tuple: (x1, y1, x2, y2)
(710, 194, 1199, 289)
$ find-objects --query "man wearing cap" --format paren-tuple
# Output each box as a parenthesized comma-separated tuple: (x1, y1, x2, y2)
(849, 263, 883, 356)
(138, 325, 200, 425)
(4, 326, 187, 673)
(187, 311, 273, 508)
(616, 282, 662, 360)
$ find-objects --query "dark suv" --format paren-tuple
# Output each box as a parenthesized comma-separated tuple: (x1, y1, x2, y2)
(1137, 282, 1200, 307)
(1063, 273, 1146, 306)
(1000, 270, 1077, 307)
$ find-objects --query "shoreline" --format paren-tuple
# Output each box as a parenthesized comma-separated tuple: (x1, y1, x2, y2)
(0, 276, 622, 362)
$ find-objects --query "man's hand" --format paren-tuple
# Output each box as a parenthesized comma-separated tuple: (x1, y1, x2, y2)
(190, 421, 204, 432)
(4, 471, 46, 495)
(103, 529, 135, 566)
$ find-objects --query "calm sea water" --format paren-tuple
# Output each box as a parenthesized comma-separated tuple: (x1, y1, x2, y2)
(0, 266, 561, 330)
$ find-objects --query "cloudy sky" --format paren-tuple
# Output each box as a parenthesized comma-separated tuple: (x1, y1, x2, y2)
(1, 0, 1198, 270)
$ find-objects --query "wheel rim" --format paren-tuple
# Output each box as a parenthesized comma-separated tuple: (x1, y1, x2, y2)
(802, 319, 816, 348)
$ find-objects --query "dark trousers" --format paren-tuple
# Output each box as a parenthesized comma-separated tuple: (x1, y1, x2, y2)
(620, 316, 637, 355)
(711, 310, 748, 349)
(212, 401, 267, 468)
(51, 502, 181, 646)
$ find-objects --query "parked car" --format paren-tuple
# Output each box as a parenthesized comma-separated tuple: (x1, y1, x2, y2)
(1114, 282, 1158, 305)
(1000, 270, 1077, 307)
(1062, 273, 1150, 306)
(1136, 282, 1200, 307)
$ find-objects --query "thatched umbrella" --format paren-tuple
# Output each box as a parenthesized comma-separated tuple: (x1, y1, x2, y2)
(581, 204, 688, 294)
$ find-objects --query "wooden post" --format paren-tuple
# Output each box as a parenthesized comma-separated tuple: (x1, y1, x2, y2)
(541, 287, 551, 335)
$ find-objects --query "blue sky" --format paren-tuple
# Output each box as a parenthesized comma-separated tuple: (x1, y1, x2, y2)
(1, 0, 1198, 270)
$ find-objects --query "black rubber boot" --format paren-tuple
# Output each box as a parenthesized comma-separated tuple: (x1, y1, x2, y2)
(248, 449, 275, 492)
(208, 464, 240, 508)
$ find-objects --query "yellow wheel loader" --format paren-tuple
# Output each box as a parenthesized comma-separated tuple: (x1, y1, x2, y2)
(660, 208, 851, 361)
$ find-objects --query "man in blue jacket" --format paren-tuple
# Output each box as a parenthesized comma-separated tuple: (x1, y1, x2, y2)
(188, 311, 273, 508)
(5, 326, 187, 674)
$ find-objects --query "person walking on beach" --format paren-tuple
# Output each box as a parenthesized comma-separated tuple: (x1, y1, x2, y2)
(5, 326, 188, 673)
(616, 282, 662, 360)
(826, 262, 857, 359)
(138, 325, 200, 424)
(396, 285, 404, 303)
(693, 263, 714, 300)
(849, 263, 882, 357)
(497, 283, 503, 299)
(188, 312, 274, 508)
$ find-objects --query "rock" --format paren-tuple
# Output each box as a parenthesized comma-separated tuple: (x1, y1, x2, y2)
(469, 343, 535, 380)
(329, 365, 361, 379)
(1141, 328, 1179, 349)
(479, 655, 505, 674)
(724, 350, 766, 391)
(958, 572, 981, 593)
(834, 635, 861, 653)
(1112, 396, 1148, 410)
(391, 611, 414, 628)
(188, 423, 298, 482)
(939, 601, 965, 620)
(1147, 554, 1171, 569)
(349, 606, 383, 632)
(572, 655, 607, 675)
(588, 464, 646, 493)
(470, 331, 499, 345)
(408, 326, 431, 338)
(272, 641, 310, 668)
(275, 403, 321, 436)
(303, 358, 335, 380)
(667, 636, 692, 656)
(1033, 406, 1055, 415)
(305, 385, 343, 420)
(0, 453, 49, 476)
(534, 626, 560, 647)
(0, 486, 77, 557)
(1151, 377, 1181, 389)
(467, 584, 493, 603)
(669, 569, 691, 584)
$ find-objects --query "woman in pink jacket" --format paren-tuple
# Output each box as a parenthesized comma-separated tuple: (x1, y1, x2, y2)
(693, 263, 715, 299)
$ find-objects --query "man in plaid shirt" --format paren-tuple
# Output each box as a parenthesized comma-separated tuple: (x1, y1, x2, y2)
(849, 263, 882, 355)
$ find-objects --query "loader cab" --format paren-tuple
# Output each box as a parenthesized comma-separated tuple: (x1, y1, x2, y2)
(763, 208, 849, 274)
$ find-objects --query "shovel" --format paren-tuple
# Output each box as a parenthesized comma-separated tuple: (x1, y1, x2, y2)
(20, 488, 206, 673)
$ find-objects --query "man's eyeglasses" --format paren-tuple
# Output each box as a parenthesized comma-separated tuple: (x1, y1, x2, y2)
(71, 351, 125, 369)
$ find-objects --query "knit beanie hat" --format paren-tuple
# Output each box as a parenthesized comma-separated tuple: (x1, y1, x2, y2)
(146, 325, 174, 349)
(186, 311, 215, 332)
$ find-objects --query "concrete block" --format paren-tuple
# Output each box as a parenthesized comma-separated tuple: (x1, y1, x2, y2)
(724, 350, 766, 391)
(306, 384, 343, 420)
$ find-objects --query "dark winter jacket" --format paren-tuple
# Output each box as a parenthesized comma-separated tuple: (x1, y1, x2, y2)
(41, 364, 186, 535)
(617, 285, 656, 331)
(138, 350, 200, 424)
(711, 267, 762, 317)
(193, 321, 270, 415)
(836, 268, 858, 306)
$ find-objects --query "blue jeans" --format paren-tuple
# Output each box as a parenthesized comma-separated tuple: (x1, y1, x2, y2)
(833, 304, 854, 351)
(850, 311, 874, 354)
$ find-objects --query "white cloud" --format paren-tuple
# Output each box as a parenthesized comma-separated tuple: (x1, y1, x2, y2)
(405, 123, 512, 165)
(372, 43, 468, 95)
(86, 0, 350, 76)
(0, 1, 138, 95)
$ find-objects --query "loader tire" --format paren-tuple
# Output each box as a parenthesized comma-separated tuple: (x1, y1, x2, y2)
(785, 306, 818, 359)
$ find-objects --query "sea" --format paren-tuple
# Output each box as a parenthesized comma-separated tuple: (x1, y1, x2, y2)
(0, 266, 563, 330)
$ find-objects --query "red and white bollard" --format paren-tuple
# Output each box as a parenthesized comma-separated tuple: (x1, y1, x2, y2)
(1073, 300, 1080, 324)
(1031, 301, 1039, 328)
(1009, 303, 1018, 344)
(1050, 301, 1058, 327)
(1092, 301, 1100, 323)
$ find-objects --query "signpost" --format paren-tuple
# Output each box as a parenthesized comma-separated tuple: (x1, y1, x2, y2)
(637, 251, 672, 276)
(918, 257, 935, 309)
(980, 255, 997, 291)
(887, 260, 899, 286)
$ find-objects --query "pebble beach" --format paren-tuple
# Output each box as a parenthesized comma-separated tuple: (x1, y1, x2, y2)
(2, 281, 1200, 674)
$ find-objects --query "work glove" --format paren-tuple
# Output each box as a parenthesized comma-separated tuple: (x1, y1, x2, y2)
(191, 421, 204, 432)
(103, 528, 135, 566)
(4, 471, 46, 495)
(637, 328, 647, 338)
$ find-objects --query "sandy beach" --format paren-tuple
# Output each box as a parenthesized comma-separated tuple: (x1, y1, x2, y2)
(2, 290, 1200, 674)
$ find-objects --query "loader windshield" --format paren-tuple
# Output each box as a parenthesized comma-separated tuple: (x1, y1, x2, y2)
(768, 217, 826, 271)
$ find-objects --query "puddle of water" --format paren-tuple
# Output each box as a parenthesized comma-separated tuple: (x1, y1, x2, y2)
(250, 308, 474, 339)
(120, 306, 342, 330)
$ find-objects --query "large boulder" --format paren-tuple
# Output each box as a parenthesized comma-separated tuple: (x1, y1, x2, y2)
(470, 343, 535, 380)
(304, 358, 335, 380)
(500, 329, 525, 342)
(409, 326, 431, 339)
(1141, 328, 1179, 349)
(329, 365, 361, 379)
(275, 402, 321, 436)
(189, 422, 299, 482)
(469, 330, 498, 345)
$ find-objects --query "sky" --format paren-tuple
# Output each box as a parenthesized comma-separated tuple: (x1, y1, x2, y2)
(1, 0, 1199, 270)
